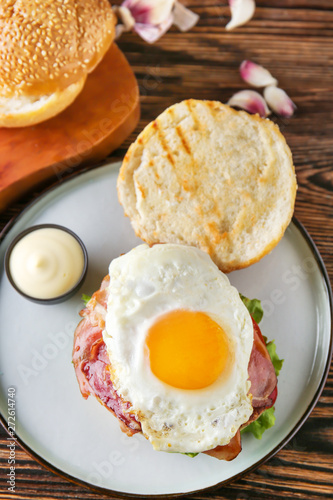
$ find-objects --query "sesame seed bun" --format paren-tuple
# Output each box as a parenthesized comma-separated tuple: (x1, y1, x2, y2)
(118, 100, 297, 273)
(0, 0, 116, 127)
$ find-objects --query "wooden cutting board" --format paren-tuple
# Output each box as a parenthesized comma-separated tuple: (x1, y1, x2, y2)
(0, 43, 140, 211)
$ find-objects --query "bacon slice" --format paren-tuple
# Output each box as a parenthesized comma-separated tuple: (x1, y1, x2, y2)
(203, 430, 241, 460)
(72, 276, 141, 435)
(204, 320, 277, 461)
(73, 276, 278, 458)
(73, 319, 103, 398)
(248, 318, 277, 410)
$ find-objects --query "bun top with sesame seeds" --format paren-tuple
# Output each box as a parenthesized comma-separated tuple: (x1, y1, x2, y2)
(117, 99, 297, 273)
(0, 0, 116, 97)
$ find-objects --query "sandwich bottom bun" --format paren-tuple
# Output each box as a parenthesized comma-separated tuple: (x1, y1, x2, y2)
(118, 99, 297, 273)
(0, 77, 86, 128)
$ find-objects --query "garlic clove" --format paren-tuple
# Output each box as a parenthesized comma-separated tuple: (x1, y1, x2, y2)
(173, 1, 199, 32)
(122, 0, 175, 26)
(240, 60, 278, 87)
(227, 90, 271, 118)
(226, 0, 256, 31)
(113, 6, 136, 33)
(263, 86, 296, 118)
(115, 0, 198, 43)
(134, 16, 174, 44)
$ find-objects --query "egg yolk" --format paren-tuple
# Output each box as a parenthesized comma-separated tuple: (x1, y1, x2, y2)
(145, 309, 231, 390)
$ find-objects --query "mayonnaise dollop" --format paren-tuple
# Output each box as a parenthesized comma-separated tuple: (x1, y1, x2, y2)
(9, 227, 85, 299)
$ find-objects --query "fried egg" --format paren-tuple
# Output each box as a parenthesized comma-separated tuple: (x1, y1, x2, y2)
(103, 244, 253, 453)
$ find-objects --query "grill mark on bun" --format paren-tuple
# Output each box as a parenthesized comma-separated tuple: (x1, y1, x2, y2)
(175, 125, 191, 156)
(152, 120, 176, 167)
(185, 99, 201, 131)
(118, 100, 297, 273)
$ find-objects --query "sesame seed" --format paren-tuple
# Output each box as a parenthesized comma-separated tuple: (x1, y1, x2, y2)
(0, 0, 115, 93)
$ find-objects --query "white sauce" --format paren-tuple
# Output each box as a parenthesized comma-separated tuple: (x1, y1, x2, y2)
(9, 227, 85, 299)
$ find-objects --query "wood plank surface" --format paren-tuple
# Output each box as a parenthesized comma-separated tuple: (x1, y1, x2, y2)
(0, 1, 332, 499)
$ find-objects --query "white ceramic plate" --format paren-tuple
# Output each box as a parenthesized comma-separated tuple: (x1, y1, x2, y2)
(0, 161, 332, 497)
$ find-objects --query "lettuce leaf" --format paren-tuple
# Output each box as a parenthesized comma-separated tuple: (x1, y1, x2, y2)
(241, 406, 276, 440)
(81, 293, 91, 306)
(240, 294, 263, 324)
(264, 338, 284, 376)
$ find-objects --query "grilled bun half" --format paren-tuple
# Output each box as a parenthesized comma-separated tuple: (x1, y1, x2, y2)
(0, 0, 116, 127)
(118, 99, 297, 273)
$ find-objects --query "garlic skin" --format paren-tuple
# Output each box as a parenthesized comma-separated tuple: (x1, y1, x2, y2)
(226, 0, 256, 31)
(114, 0, 199, 44)
(227, 90, 271, 118)
(264, 86, 296, 118)
(114, 6, 136, 38)
(173, 1, 199, 32)
(240, 60, 278, 88)
(122, 0, 174, 25)
(134, 16, 174, 44)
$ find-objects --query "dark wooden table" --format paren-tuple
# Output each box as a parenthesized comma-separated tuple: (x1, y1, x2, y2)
(0, 1, 332, 499)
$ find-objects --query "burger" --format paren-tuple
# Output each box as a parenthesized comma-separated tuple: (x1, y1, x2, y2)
(0, 0, 116, 127)
(72, 99, 293, 459)
(73, 243, 280, 460)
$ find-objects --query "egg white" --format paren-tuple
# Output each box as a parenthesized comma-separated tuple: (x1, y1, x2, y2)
(103, 244, 253, 453)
